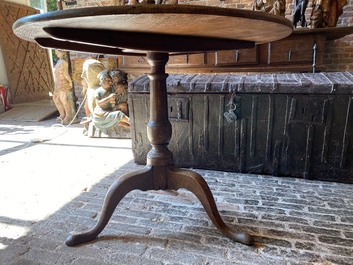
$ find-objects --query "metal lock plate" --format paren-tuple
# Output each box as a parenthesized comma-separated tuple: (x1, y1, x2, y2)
(168, 96, 189, 121)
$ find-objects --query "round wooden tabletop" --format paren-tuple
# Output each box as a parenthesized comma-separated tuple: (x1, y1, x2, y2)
(13, 5, 293, 54)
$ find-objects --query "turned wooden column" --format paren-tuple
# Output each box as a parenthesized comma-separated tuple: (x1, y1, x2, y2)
(146, 52, 173, 168)
(145, 52, 173, 190)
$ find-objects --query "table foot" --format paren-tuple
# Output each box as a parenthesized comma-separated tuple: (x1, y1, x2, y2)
(166, 166, 254, 245)
(65, 165, 253, 246)
(65, 166, 153, 246)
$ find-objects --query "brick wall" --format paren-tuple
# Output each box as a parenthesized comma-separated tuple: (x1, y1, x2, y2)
(324, 0, 353, 71)
(63, 0, 353, 118)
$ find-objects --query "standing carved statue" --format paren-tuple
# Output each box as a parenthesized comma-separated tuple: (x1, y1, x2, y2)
(309, 0, 347, 28)
(293, 0, 309, 28)
(53, 50, 78, 125)
(253, 0, 286, 16)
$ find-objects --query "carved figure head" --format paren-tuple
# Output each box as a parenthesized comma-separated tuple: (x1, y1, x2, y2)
(110, 69, 128, 86)
(98, 70, 113, 90)
(81, 59, 105, 89)
(55, 49, 68, 61)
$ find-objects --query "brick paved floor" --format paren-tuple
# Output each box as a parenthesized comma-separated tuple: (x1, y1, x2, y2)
(1, 118, 353, 265)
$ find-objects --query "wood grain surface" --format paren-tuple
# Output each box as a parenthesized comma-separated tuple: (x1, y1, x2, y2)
(13, 5, 293, 54)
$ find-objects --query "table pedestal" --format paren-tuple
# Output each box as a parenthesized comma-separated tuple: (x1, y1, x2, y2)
(65, 52, 254, 247)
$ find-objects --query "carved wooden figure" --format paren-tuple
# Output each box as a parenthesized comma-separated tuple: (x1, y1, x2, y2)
(53, 50, 78, 125)
(310, 0, 347, 28)
(110, 69, 129, 116)
(91, 70, 130, 130)
(80, 59, 105, 118)
(80, 59, 105, 133)
(253, 0, 286, 16)
(80, 60, 130, 137)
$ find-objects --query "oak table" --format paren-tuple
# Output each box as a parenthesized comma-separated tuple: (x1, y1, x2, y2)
(13, 5, 293, 247)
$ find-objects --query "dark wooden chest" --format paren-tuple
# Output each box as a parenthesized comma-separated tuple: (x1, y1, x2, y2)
(128, 72, 353, 183)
